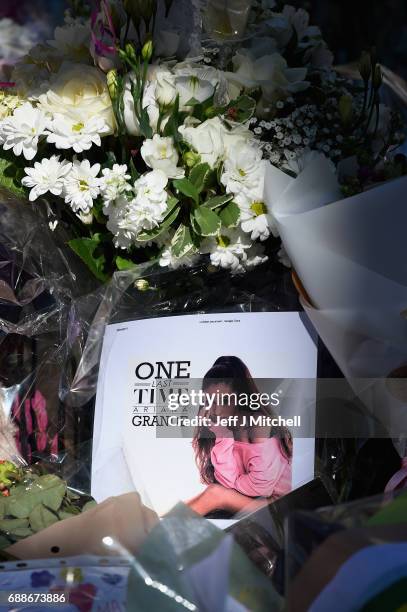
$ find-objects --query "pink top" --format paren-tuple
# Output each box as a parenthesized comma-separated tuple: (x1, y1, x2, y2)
(211, 437, 292, 498)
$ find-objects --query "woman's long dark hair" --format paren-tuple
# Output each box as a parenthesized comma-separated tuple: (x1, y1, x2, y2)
(192, 356, 292, 485)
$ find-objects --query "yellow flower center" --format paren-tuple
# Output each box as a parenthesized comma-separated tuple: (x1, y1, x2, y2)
(159, 146, 168, 159)
(239, 168, 246, 177)
(79, 179, 89, 191)
(250, 201, 268, 216)
(72, 122, 85, 132)
(217, 235, 231, 248)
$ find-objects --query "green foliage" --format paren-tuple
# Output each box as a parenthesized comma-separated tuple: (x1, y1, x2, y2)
(68, 234, 109, 282)
(0, 467, 96, 548)
(171, 223, 198, 258)
(202, 194, 234, 209)
(0, 153, 27, 198)
(115, 256, 138, 271)
(173, 178, 199, 205)
(192, 207, 221, 237)
(219, 200, 240, 228)
(189, 163, 212, 193)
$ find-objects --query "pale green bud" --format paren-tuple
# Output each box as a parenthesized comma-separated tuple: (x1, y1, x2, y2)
(141, 38, 153, 62)
(135, 279, 150, 291)
(107, 69, 119, 101)
(184, 151, 201, 168)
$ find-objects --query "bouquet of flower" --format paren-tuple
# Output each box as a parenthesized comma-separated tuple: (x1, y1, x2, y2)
(0, 0, 405, 281)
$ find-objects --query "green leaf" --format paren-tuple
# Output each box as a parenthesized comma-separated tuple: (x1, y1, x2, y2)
(0, 518, 29, 533)
(163, 95, 182, 142)
(139, 107, 153, 139)
(219, 200, 240, 228)
(68, 234, 109, 282)
(29, 504, 59, 532)
(189, 163, 211, 194)
(173, 178, 199, 205)
(202, 194, 234, 209)
(115, 256, 137, 271)
(171, 224, 197, 258)
(137, 197, 180, 242)
(192, 207, 222, 237)
(5, 475, 66, 519)
(0, 153, 27, 198)
(225, 95, 257, 123)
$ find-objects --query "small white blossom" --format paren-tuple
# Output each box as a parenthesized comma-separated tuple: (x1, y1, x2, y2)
(0, 103, 48, 160)
(240, 201, 271, 242)
(202, 230, 252, 273)
(221, 144, 265, 206)
(246, 243, 269, 269)
(46, 114, 110, 153)
(141, 134, 184, 179)
(106, 170, 169, 248)
(22, 155, 72, 202)
(100, 164, 132, 205)
(159, 247, 200, 270)
(64, 159, 101, 213)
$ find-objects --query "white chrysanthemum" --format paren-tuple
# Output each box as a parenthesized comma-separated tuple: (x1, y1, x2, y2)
(106, 170, 168, 248)
(0, 102, 48, 160)
(64, 159, 101, 213)
(45, 114, 110, 153)
(22, 155, 72, 202)
(221, 144, 266, 206)
(141, 134, 184, 179)
(159, 247, 200, 270)
(240, 201, 271, 242)
(203, 230, 252, 273)
(100, 164, 132, 205)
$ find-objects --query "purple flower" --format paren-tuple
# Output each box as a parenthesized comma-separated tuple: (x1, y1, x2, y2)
(31, 571, 55, 588)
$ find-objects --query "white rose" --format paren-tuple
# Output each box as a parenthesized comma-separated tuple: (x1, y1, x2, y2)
(221, 143, 265, 204)
(141, 134, 184, 179)
(179, 117, 225, 168)
(38, 62, 115, 131)
(155, 68, 177, 107)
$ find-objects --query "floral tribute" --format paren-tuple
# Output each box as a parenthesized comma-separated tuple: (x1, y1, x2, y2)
(0, 0, 405, 279)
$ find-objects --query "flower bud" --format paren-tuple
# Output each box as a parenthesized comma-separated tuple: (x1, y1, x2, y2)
(184, 151, 201, 168)
(141, 38, 154, 62)
(107, 69, 119, 101)
(107, 70, 119, 100)
(125, 42, 137, 63)
(359, 51, 371, 82)
(135, 279, 150, 291)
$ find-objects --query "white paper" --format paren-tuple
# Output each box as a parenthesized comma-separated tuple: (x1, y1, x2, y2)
(265, 159, 407, 441)
(92, 312, 317, 517)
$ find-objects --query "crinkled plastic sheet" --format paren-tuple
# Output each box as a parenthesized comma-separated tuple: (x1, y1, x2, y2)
(285, 488, 407, 611)
(0, 504, 282, 611)
(0, 189, 101, 493)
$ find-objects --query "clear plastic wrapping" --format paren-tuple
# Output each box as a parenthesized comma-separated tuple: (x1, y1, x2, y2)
(285, 489, 407, 611)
